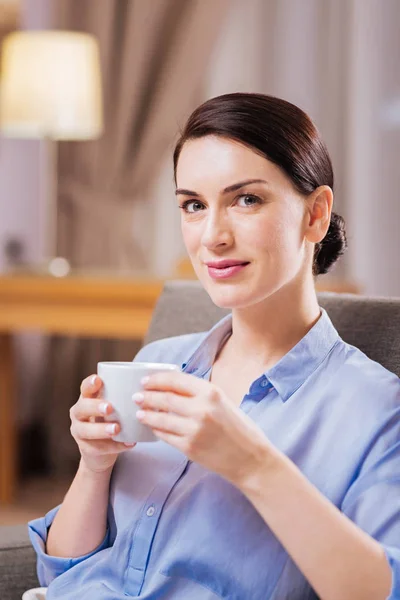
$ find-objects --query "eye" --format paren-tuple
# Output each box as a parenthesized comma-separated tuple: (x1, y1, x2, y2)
(179, 200, 205, 213)
(236, 194, 262, 207)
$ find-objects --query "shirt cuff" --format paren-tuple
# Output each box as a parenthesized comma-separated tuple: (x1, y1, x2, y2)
(28, 504, 110, 586)
(383, 544, 400, 600)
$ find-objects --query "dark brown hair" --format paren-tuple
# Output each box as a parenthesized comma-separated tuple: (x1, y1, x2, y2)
(173, 92, 347, 275)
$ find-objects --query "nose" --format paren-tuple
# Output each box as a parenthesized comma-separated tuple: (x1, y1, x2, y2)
(200, 209, 234, 251)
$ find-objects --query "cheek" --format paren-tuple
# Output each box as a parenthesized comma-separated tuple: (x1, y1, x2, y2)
(249, 211, 303, 261)
(181, 220, 204, 261)
(236, 215, 283, 254)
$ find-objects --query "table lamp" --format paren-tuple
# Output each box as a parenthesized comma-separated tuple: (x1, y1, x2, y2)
(0, 30, 103, 275)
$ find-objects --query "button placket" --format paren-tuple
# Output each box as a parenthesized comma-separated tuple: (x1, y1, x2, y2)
(124, 458, 190, 597)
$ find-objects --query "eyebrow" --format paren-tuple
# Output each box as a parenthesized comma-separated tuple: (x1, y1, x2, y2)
(175, 178, 269, 197)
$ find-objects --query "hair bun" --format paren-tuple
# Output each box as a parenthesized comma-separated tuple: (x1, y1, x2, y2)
(314, 212, 347, 275)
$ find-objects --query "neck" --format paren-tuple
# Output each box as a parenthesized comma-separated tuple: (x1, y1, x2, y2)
(223, 276, 320, 371)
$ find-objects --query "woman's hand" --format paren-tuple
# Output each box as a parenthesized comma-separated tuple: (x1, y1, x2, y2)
(70, 375, 136, 474)
(134, 371, 278, 489)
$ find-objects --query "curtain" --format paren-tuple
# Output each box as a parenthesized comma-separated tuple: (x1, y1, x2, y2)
(40, 0, 230, 474)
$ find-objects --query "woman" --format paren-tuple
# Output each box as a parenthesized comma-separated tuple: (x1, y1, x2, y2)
(29, 93, 400, 600)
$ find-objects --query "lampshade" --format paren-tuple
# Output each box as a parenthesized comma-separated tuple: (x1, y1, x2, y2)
(0, 30, 103, 139)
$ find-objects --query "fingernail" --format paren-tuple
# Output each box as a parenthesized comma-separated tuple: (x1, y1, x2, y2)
(99, 402, 109, 415)
(91, 375, 98, 386)
(105, 423, 116, 434)
(132, 392, 144, 404)
(141, 376, 150, 386)
(124, 442, 136, 447)
(136, 410, 145, 420)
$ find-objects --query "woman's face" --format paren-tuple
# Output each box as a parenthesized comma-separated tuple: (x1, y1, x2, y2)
(175, 135, 312, 309)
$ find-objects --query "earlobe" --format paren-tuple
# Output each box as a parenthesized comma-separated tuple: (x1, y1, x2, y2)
(306, 186, 333, 244)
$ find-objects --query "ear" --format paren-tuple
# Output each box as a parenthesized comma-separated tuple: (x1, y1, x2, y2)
(304, 185, 333, 243)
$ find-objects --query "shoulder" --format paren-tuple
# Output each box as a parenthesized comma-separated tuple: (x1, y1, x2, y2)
(339, 341, 399, 386)
(333, 339, 400, 415)
(133, 332, 208, 369)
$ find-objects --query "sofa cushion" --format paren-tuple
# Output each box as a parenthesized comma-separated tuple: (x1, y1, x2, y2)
(0, 525, 39, 600)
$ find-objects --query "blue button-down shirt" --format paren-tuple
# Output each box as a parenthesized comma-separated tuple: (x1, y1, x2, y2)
(28, 309, 400, 599)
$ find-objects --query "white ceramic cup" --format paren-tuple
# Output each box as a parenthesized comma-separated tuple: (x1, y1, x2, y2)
(21, 588, 47, 600)
(97, 361, 179, 443)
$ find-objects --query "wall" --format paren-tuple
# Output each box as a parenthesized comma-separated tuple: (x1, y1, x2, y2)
(0, 139, 43, 269)
(0, 0, 54, 271)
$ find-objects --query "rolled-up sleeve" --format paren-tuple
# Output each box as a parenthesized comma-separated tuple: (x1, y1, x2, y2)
(28, 505, 110, 586)
(383, 546, 400, 600)
(341, 408, 400, 600)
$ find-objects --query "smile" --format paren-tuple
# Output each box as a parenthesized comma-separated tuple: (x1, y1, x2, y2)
(207, 262, 250, 280)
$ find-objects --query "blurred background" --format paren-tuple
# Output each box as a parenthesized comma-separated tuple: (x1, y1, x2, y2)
(0, 0, 399, 524)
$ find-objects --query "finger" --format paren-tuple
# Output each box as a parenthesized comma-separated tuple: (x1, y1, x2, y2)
(133, 390, 193, 417)
(80, 374, 103, 398)
(114, 440, 136, 450)
(79, 439, 136, 455)
(141, 370, 210, 396)
(73, 397, 114, 421)
(72, 420, 121, 440)
(136, 408, 189, 436)
(152, 428, 185, 450)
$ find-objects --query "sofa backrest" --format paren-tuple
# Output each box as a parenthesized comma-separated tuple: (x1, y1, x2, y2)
(145, 280, 400, 377)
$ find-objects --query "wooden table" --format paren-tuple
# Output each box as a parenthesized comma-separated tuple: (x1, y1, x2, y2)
(0, 273, 164, 504)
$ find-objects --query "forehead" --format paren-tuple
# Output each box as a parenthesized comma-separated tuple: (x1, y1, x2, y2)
(176, 135, 288, 190)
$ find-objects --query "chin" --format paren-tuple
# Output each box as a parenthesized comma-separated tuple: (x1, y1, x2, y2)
(201, 280, 260, 310)
(194, 264, 273, 309)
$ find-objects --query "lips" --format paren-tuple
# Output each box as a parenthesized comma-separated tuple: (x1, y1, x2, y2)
(205, 260, 250, 269)
(205, 261, 250, 280)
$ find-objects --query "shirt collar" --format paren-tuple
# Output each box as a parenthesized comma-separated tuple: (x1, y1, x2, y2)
(182, 312, 233, 376)
(182, 309, 340, 402)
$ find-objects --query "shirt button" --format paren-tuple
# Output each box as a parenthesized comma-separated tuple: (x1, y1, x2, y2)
(261, 378, 268, 387)
(146, 506, 155, 517)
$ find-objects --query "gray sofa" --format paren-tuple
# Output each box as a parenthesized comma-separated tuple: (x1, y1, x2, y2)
(1, 280, 400, 600)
